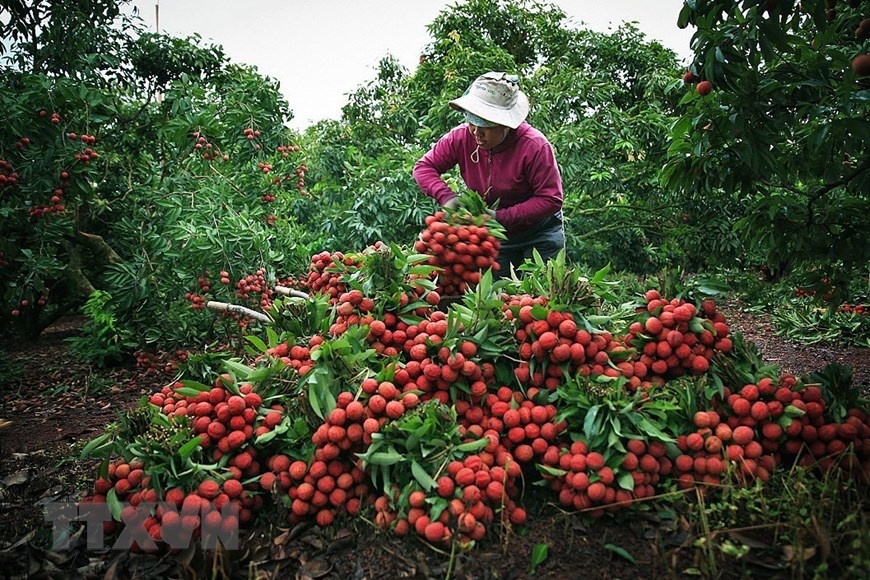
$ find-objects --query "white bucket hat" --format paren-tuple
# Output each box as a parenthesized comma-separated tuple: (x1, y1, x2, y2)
(449, 72, 530, 130)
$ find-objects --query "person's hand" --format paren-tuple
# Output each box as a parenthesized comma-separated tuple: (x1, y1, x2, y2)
(443, 197, 460, 210)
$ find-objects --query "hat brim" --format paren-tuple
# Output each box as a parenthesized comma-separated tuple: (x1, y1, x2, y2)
(449, 90, 529, 130)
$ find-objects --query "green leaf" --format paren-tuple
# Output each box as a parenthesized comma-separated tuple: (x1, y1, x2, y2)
(245, 334, 267, 352)
(80, 433, 112, 459)
(808, 124, 829, 156)
(173, 386, 206, 398)
(456, 438, 489, 453)
(529, 543, 549, 574)
(106, 488, 123, 521)
(635, 417, 675, 442)
(536, 464, 567, 477)
(255, 429, 278, 445)
(178, 435, 203, 459)
(604, 543, 637, 564)
(223, 359, 253, 381)
(617, 471, 636, 491)
(411, 460, 437, 491)
(367, 450, 405, 465)
(308, 380, 324, 419)
(583, 405, 601, 437)
(177, 380, 212, 392)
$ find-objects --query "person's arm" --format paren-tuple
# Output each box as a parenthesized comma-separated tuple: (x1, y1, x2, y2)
(413, 128, 463, 207)
(495, 141, 563, 231)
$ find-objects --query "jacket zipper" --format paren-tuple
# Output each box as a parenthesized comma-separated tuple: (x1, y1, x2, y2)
(485, 150, 493, 203)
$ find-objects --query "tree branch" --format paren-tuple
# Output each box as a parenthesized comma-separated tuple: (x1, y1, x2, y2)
(74, 231, 123, 264)
(206, 301, 271, 324)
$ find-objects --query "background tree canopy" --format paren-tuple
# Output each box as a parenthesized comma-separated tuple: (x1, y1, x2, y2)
(0, 0, 867, 350)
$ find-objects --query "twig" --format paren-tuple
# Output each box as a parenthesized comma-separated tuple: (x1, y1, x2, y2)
(274, 286, 310, 299)
(206, 301, 271, 324)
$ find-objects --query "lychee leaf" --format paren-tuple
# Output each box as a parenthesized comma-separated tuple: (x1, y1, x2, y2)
(106, 488, 123, 522)
(411, 460, 436, 491)
(617, 471, 635, 491)
(178, 436, 203, 460)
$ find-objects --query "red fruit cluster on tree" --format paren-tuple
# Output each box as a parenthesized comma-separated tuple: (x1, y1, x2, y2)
(233, 268, 276, 309)
(22, 160, 72, 217)
(414, 210, 501, 296)
(185, 272, 212, 310)
(293, 163, 308, 194)
(0, 159, 18, 188)
(69, 132, 97, 145)
(190, 130, 227, 161)
(838, 303, 868, 315)
(276, 143, 300, 157)
(7, 122, 96, 220)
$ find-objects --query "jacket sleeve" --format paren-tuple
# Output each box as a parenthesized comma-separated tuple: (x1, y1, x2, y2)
(413, 128, 461, 206)
(495, 140, 563, 233)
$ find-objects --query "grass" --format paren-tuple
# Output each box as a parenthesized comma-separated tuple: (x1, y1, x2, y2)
(680, 459, 870, 578)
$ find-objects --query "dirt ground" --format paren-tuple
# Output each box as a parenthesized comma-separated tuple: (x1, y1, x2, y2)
(0, 302, 868, 579)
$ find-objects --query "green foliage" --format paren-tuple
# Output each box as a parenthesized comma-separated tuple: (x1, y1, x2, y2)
(319, 144, 432, 251)
(514, 251, 628, 316)
(773, 299, 870, 347)
(556, 375, 681, 460)
(0, 2, 322, 349)
(3, 0, 867, 356)
(0, 0, 142, 80)
(695, 462, 870, 579)
(66, 290, 134, 367)
(305, 327, 381, 420)
(357, 399, 488, 497)
(665, 0, 870, 282)
(129, 32, 225, 90)
(268, 292, 333, 340)
(445, 270, 517, 360)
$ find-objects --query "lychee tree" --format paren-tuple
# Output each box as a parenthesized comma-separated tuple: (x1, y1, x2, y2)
(664, 0, 870, 298)
(0, 1, 318, 348)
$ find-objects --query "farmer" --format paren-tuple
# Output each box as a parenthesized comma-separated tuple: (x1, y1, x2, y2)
(413, 71, 565, 277)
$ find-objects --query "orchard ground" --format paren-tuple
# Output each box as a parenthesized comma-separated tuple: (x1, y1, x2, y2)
(0, 300, 868, 579)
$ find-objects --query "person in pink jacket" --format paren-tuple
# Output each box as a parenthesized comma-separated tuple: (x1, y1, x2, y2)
(413, 72, 565, 277)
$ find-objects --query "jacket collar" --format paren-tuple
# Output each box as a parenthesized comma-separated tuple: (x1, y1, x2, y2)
(487, 121, 529, 153)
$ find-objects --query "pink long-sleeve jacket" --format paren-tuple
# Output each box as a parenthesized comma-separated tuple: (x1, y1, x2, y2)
(413, 122, 563, 238)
